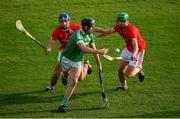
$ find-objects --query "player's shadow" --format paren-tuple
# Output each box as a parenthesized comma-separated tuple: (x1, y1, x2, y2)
(0, 87, 115, 116)
(0, 89, 112, 106)
(49, 106, 105, 114)
(68, 107, 105, 112)
(0, 107, 104, 116)
(0, 87, 115, 106)
(0, 109, 54, 117)
(0, 89, 107, 116)
(70, 88, 116, 100)
(1, 109, 179, 117)
(0, 90, 63, 106)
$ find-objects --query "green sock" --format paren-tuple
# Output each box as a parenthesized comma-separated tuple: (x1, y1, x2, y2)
(60, 98, 68, 106)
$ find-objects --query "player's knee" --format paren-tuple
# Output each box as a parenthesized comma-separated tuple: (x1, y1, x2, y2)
(78, 77, 83, 81)
(126, 74, 132, 78)
(125, 72, 135, 78)
(71, 78, 78, 86)
(78, 74, 85, 81)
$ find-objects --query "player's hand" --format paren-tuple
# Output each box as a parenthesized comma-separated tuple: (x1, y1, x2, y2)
(44, 47, 51, 54)
(97, 62, 102, 71)
(99, 48, 109, 55)
(131, 56, 137, 61)
(97, 65, 102, 72)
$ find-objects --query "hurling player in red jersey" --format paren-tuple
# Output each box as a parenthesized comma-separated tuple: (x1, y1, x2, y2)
(96, 13, 146, 91)
(44, 13, 84, 92)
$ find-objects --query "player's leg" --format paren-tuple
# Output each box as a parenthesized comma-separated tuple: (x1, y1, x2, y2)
(85, 60, 92, 74)
(61, 71, 69, 86)
(115, 48, 130, 91)
(64, 67, 81, 99)
(46, 63, 62, 91)
(45, 62, 62, 92)
(137, 51, 145, 82)
(45, 52, 62, 92)
(125, 50, 145, 81)
(78, 60, 92, 81)
(58, 57, 83, 112)
(58, 67, 82, 113)
(137, 69, 144, 82)
(125, 65, 141, 78)
(115, 60, 129, 91)
(51, 62, 62, 85)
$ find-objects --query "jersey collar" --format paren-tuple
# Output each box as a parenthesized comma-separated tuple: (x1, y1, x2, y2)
(80, 29, 86, 36)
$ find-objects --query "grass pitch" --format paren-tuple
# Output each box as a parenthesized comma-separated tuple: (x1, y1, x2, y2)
(0, 0, 180, 118)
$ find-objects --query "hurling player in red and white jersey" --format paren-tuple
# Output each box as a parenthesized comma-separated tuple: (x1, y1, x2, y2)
(96, 12, 146, 91)
(44, 13, 82, 92)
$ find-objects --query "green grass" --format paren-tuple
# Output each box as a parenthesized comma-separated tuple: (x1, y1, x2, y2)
(0, 0, 180, 118)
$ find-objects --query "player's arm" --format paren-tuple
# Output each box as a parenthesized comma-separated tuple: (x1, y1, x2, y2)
(131, 38, 139, 60)
(93, 27, 110, 34)
(89, 43, 102, 71)
(77, 41, 108, 55)
(45, 28, 58, 54)
(44, 37, 56, 54)
(95, 28, 115, 38)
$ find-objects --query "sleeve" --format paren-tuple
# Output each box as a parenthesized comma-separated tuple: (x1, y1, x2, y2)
(51, 28, 58, 41)
(113, 25, 118, 32)
(71, 23, 81, 31)
(75, 30, 84, 44)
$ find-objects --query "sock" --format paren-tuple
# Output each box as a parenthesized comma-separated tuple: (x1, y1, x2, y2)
(48, 85, 55, 89)
(120, 83, 128, 88)
(60, 98, 68, 106)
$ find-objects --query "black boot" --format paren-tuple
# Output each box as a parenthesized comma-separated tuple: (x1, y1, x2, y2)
(138, 70, 144, 82)
(61, 77, 67, 86)
(57, 105, 66, 113)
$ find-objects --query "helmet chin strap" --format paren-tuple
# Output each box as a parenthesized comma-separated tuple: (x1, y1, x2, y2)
(62, 25, 68, 30)
(118, 22, 128, 29)
(63, 26, 67, 30)
(82, 27, 90, 34)
(83, 25, 88, 31)
(119, 25, 126, 29)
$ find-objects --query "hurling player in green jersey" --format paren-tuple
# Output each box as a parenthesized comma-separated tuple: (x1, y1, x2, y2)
(58, 18, 109, 113)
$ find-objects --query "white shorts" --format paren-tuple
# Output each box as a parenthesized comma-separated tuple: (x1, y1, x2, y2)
(57, 51, 62, 62)
(120, 48, 145, 68)
(60, 56, 82, 72)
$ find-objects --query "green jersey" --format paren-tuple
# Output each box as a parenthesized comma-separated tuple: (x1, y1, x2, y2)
(62, 29, 94, 61)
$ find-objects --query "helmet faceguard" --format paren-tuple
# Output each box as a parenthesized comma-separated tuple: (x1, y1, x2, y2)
(59, 13, 70, 22)
(58, 13, 70, 30)
(116, 13, 129, 29)
(81, 17, 95, 31)
(117, 12, 129, 22)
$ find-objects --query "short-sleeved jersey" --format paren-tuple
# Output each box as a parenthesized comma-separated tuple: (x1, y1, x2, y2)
(114, 22, 145, 52)
(62, 29, 94, 62)
(52, 23, 81, 50)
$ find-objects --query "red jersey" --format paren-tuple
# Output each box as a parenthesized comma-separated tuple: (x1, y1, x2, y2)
(52, 23, 81, 50)
(114, 22, 145, 52)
